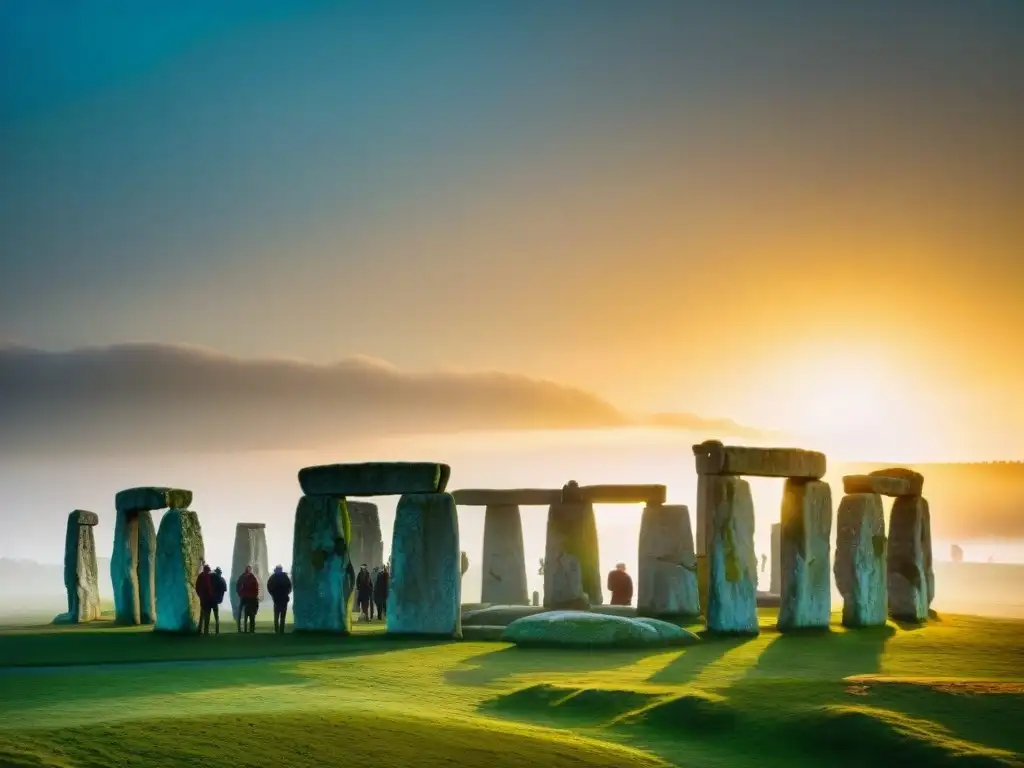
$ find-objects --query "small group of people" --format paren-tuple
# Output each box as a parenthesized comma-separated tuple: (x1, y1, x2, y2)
(355, 563, 389, 622)
(194, 563, 293, 635)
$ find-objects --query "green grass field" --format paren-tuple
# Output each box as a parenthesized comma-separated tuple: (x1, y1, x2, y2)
(1, 610, 1022, 767)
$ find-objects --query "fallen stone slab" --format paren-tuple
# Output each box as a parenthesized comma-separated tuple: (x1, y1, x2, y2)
(777, 480, 833, 631)
(291, 496, 355, 633)
(230, 523, 270, 621)
(388, 492, 462, 638)
(154, 509, 206, 633)
(115, 487, 193, 514)
(888, 496, 930, 622)
(575, 484, 668, 506)
(693, 440, 826, 480)
(59, 510, 101, 624)
(110, 508, 157, 625)
(481, 504, 529, 605)
(544, 502, 602, 608)
(452, 489, 562, 506)
(834, 493, 887, 628)
(298, 462, 450, 497)
(843, 473, 922, 497)
(347, 501, 384, 570)
(637, 504, 699, 618)
(501, 611, 698, 648)
(704, 475, 759, 635)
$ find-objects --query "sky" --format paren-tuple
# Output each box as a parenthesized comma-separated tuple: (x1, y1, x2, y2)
(2, 1, 1024, 463)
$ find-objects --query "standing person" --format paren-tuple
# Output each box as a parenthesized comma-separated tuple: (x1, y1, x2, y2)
(374, 563, 389, 621)
(210, 567, 228, 634)
(194, 564, 214, 635)
(236, 565, 260, 633)
(607, 562, 633, 606)
(266, 565, 292, 634)
(368, 567, 380, 620)
(355, 564, 373, 621)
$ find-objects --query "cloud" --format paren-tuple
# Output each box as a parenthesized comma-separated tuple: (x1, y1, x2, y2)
(0, 342, 766, 455)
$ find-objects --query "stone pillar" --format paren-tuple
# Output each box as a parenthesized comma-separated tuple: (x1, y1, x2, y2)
(922, 502, 934, 609)
(154, 509, 206, 633)
(834, 493, 887, 628)
(544, 501, 602, 609)
(769, 523, 781, 594)
(58, 510, 101, 623)
(531, 591, 539, 607)
(348, 500, 384, 570)
(705, 475, 759, 635)
(388, 492, 461, 638)
(111, 509, 157, 625)
(230, 523, 270, 622)
(695, 474, 710, 613)
(777, 480, 833, 631)
(637, 504, 699, 618)
(888, 496, 930, 622)
(481, 504, 529, 605)
(291, 495, 355, 633)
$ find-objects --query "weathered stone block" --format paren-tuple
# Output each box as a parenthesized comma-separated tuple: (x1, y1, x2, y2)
(777, 480, 833, 631)
(110, 508, 157, 625)
(115, 487, 193, 514)
(843, 472, 922, 497)
(834, 493, 887, 628)
(70, 509, 100, 527)
(693, 440, 826, 480)
(298, 462, 450, 497)
(705, 475, 759, 634)
(59, 510, 101, 623)
(347, 500, 384, 571)
(453, 489, 562, 506)
(230, 523, 270, 621)
(637, 504, 699, 617)
(576, 484, 668, 506)
(154, 509, 206, 633)
(870, 467, 924, 496)
(544, 502, 602, 608)
(482, 504, 529, 605)
(888, 496, 930, 622)
(388, 492, 461, 638)
(769, 522, 781, 594)
(291, 495, 354, 633)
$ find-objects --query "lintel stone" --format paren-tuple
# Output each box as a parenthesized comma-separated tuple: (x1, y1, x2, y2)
(692, 440, 826, 479)
(574, 484, 668, 505)
(71, 510, 100, 526)
(452, 488, 562, 506)
(869, 467, 924, 496)
(115, 487, 193, 514)
(843, 474, 921, 497)
(298, 462, 450, 497)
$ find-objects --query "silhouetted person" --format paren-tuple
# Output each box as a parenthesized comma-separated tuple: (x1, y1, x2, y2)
(368, 566, 381, 619)
(267, 565, 292, 634)
(195, 564, 214, 635)
(356, 563, 373, 621)
(607, 562, 633, 606)
(236, 565, 260, 633)
(761, 553, 768, 573)
(374, 564, 389, 620)
(210, 566, 228, 634)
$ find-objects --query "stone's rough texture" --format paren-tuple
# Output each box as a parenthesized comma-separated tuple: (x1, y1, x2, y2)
(922, 501, 935, 607)
(154, 509, 206, 633)
(843, 474, 921, 497)
(834, 493, 887, 628)
(770, 523, 782, 595)
(110, 508, 157, 625)
(389, 492, 461, 637)
(501, 611, 694, 648)
(544, 502, 602, 608)
(777, 480, 833, 631)
(291, 495, 354, 633)
(230, 523, 270, 620)
(576, 484, 668, 506)
(870, 467, 925, 496)
(298, 462, 450, 498)
(888, 496, 930, 622)
(481, 504, 529, 606)
(637, 504, 699, 617)
(452, 489, 562, 507)
(115, 487, 192, 514)
(60, 510, 101, 623)
(692, 440, 826, 480)
(347, 501, 384, 571)
(632, 617, 701, 645)
(705, 475, 759, 635)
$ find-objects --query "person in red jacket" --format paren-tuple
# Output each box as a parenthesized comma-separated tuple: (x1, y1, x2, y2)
(607, 562, 633, 606)
(236, 565, 261, 633)
(194, 564, 214, 635)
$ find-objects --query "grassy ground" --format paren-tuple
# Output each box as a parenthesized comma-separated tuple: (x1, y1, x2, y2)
(1, 611, 1022, 767)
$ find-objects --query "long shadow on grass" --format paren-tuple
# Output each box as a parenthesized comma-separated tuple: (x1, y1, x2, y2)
(645, 634, 759, 686)
(744, 624, 895, 683)
(445, 645, 661, 687)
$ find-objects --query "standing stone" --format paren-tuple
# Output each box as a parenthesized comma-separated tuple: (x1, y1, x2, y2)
(531, 591, 539, 607)
(888, 496, 930, 622)
(705, 476, 759, 635)
(154, 509, 206, 633)
(291, 495, 354, 633)
(769, 523, 781, 594)
(58, 510, 101, 623)
(230, 523, 270, 622)
(834, 493, 887, 628)
(922, 503, 934, 608)
(482, 504, 529, 605)
(389, 492, 461, 638)
(637, 504, 699, 618)
(347, 501, 384, 570)
(544, 502, 602, 609)
(695, 474, 710, 612)
(110, 509, 157, 625)
(777, 480, 833, 631)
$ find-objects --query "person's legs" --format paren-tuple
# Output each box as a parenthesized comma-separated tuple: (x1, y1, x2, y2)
(212, 604, 220, 635)
(236, 603, 243, 633)
(280, 601, 288, 632)
(248, 599, 258, 632)
(199, 604, 210, 634)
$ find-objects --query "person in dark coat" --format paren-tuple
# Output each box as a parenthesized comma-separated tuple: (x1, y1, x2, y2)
(607, 562, 633, 606)
(195, 564, 214, 635)
(374, 564, 389, 620)
(266, 565, 292, 634)
(209, 566, 228, 634)
(236, 565, 261, 633)
(355, 564, 373, 621)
